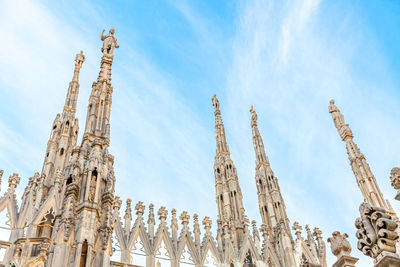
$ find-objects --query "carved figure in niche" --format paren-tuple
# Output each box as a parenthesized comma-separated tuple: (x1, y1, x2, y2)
(355, 202, 398, 259)
(88, 175, 96, 201)
(101, 28, 119, 55)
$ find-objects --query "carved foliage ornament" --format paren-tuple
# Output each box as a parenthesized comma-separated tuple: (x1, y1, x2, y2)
(355, 202, 398, 258)
(327, 231, 351, 260)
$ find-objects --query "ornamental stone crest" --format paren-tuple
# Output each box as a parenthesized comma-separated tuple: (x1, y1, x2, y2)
(327, 231, 351, 260)
(355, 202, 398, 259)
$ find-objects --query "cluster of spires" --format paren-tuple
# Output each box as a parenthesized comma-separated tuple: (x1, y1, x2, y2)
(0, 27, 398, 267)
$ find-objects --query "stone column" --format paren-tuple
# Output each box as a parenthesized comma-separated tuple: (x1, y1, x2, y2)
(73, 242, 83, 267)
(146, 255, 155, 267)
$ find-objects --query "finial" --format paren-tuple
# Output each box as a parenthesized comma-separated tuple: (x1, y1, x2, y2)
(158, 206, 168, 221)
(101, 28, 119, 56)
(313, 227, 323, 240)
(171, 208, 178, 228)
(327, 231, 352, 260)
(292, 222, 302, 240)
(8, 173, 20, 190)
(148, 203, 155, 224)
(114, 196, 122, 210)
(135, 201, 145, 216)
(180, 211, 190, 226)
(202, 216, 212, 231)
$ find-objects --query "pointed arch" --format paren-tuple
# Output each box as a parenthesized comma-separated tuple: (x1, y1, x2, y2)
(176, 233, 198, 265)
(238, 235, 261, 263)
(31, 190, 58, 225)
(200, 237, 221, 266)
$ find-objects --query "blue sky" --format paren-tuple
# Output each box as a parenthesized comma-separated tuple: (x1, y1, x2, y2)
(1, 0, 400, 265)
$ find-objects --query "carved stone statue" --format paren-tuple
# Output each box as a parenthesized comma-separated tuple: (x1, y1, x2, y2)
(88, 176, 96, 201)
(101, 28, 119, 56)
(390, 167, 400, 200)
(355, 202, 398, 261)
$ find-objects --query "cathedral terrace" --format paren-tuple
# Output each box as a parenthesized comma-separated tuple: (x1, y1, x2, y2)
(1, 1, 400, 267)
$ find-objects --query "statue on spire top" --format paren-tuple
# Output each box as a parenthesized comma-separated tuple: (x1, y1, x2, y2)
(212, 94, 220, 111)
(101, 28, 119, 56)
(75, 50, 85, 66)
(249, 105, 257, 126)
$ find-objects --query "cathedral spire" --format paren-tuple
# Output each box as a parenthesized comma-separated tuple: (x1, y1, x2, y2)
(212, 94, 229, 154)
(249, 106, 296, 267)
(250, 105, 269, 165)
(41, 52, 83, 186)
(212, 95, 246, 249)
(329, 100, 389, 209)
(83, 28, 119, 143)
(64, 51, 85, 114)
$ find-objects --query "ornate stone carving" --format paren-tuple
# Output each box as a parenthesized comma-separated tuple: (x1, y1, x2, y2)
(180, 211, 190, 227)
(202, 216, 212, 231)
(8, 173, 20, 190)
(158, 206, 168, 222)
(328, 231, 351, 259)
(293, 221, 302, 240)
(390, 167, 400, 200)
(135, 201, 145, 216)
(355, 202, 398, 259)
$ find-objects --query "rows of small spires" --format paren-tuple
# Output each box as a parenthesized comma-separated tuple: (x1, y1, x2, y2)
(113, 197, 324, 254)
(0, 170, 324, 247)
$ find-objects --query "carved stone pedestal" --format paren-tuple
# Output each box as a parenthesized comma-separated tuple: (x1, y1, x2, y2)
(332, 255, 358, 267)
(374, 252, 400, 267)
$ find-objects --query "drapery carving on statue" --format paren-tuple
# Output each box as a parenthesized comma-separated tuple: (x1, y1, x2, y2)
(355, 202, 398, 258)
(105, 170, 115, 194)
(89, 174, 96, 202)
(327, 231, 352, 260)
(101, 28, 119, 56)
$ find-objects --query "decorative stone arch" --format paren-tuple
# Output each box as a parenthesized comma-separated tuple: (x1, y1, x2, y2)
(176, 234, 198, 266)
(153, 229, 175, 265)
(200, 239, 221, 266)
(31, 192, 58, 227)
(127, 222, 152, 265)
(238, 236, 261, 264)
